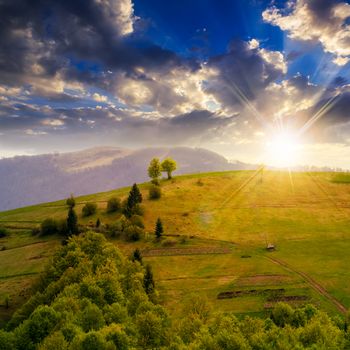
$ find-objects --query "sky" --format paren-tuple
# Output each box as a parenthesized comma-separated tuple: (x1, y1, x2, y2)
(0, 0, 350, 168)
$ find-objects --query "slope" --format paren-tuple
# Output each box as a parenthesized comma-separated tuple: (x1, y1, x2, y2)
(0, 170, 349, 324)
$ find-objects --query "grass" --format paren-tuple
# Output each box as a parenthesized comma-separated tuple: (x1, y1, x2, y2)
(331, 172, 350, 183)
(0, 170, 350, 322)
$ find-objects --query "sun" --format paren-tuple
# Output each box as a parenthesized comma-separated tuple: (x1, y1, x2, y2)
(264, 131, 301, 168)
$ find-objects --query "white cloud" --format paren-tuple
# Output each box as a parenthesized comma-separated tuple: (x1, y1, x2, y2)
(263, 0, 350, 65)
(42, 118, 65, 127)
(92, 93, 108, 102)
(95, 0, 135, 36)
(25, 129, 48, 135)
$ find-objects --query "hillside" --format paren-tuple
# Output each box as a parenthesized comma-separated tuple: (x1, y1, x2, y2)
(0, 147, 255, 212)
(1, 232, 347, 349)
(0, 170, 349, 327)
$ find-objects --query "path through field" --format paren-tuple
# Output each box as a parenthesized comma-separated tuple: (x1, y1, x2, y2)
(266, 256, 347, 314)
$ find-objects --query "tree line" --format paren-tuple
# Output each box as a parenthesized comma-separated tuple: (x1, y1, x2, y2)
(0, 231, 349, 349)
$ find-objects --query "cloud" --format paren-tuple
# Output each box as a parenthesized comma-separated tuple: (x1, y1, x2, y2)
(263, 0, 350, 65)
(92, 93, 108, 103)
(204, 39, 286, 115)
(0, 0, 187, 98)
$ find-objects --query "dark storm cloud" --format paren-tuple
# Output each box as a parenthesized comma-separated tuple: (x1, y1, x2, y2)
(0, 0, 195, 90)
(205, 40, 285, 109)
(307, 0, 340, 20)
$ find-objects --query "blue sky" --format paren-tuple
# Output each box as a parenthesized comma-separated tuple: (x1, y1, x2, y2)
(0, 0, 350, 167)
(133, 0, 284, 54)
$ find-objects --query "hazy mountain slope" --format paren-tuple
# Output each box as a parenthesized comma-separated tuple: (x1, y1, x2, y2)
(0, 147, 254, 211)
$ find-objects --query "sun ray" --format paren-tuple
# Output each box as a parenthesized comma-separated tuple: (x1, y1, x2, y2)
(223, 76, 272, 129)
(298, 93, 341, 136)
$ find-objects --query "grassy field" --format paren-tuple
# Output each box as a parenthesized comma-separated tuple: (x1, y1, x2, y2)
(0, 170, 349, 323)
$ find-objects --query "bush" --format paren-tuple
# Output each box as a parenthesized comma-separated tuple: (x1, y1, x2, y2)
(82, 203, 97, 217)
(106, 197, 121, 213)
(124, 225, 143, 242)
(40, 219, 58, 236)
(151, 178, 160, 186)
(0, 227, 8, 238)
(57, 219, 68, 235)
(133, 204, 145, 216)
(130, 215, 145, 229)
(149, 185, 161, 200)
(109, 216, 129, 238)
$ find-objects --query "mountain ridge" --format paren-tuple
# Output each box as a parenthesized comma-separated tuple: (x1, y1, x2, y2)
(0, 146, 256, 211)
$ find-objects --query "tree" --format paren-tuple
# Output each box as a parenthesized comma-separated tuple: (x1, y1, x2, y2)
(161, 158, 177, 179)
(67, 207, 78, 236)
(155, 218, 163, 239)
(132, 248, 143, 264)
(96, 218, 101, 228)
(82, 203, 97, 217)
(149, 185, 161, 200)
(66, 194, 76, 208)
(106, 197, 121, 213)
(148, 158, 161, 183)
(125, 184, 142, 217)
(143, 264, 155, 295)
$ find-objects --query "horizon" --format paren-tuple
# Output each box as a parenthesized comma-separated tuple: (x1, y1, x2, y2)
(0, 0, 350, 168)
(1, 144, 349, 172)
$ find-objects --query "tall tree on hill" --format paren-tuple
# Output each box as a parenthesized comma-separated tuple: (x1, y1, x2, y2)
(161, 158, 177, 179)
(148, 158, 162, 183)
(66, 194, 76, 208)
(125, 183, 142, 217)
(67, 207, 78, 236)
(155, 218, 163, 239)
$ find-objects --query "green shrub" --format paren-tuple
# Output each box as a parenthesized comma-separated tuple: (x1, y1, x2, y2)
(82, 203, 97, 217)
(133, 204, 145, 216)
(106, 197, 121, 213)
(130, 215, 145, 229)
(124, 225, 143, 241)
(0, 226, 8, 238)
(149, 185, 161, 200)
(40, 219, 58, 236)
(57, 219, 68, 235)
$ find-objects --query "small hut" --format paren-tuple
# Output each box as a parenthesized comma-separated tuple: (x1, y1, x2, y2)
(266, 243, 275, 251)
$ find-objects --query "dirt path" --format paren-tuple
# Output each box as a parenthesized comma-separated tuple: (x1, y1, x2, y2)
(266, 256, 347, 314)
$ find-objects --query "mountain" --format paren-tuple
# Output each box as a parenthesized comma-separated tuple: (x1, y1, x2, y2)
(0, 146, 255, 211)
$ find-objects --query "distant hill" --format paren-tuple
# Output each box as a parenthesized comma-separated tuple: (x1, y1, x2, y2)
(0, 146, 256, 211)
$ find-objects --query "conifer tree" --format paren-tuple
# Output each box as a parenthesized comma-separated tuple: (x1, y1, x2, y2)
(132, 248, 143, 264)
(125, 183, 142, 217)
(67, 207, 78, 236)
(96, 218, 101, 228)
(143, 264, 155, 295)
(155, 218, 163, 239)
(66, 194, 76, 208)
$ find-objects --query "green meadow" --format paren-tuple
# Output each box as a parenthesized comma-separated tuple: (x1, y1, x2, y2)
(0, 170, 350, 324)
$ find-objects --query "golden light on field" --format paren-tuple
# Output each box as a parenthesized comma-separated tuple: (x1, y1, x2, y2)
(264, 131, 302, 168)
